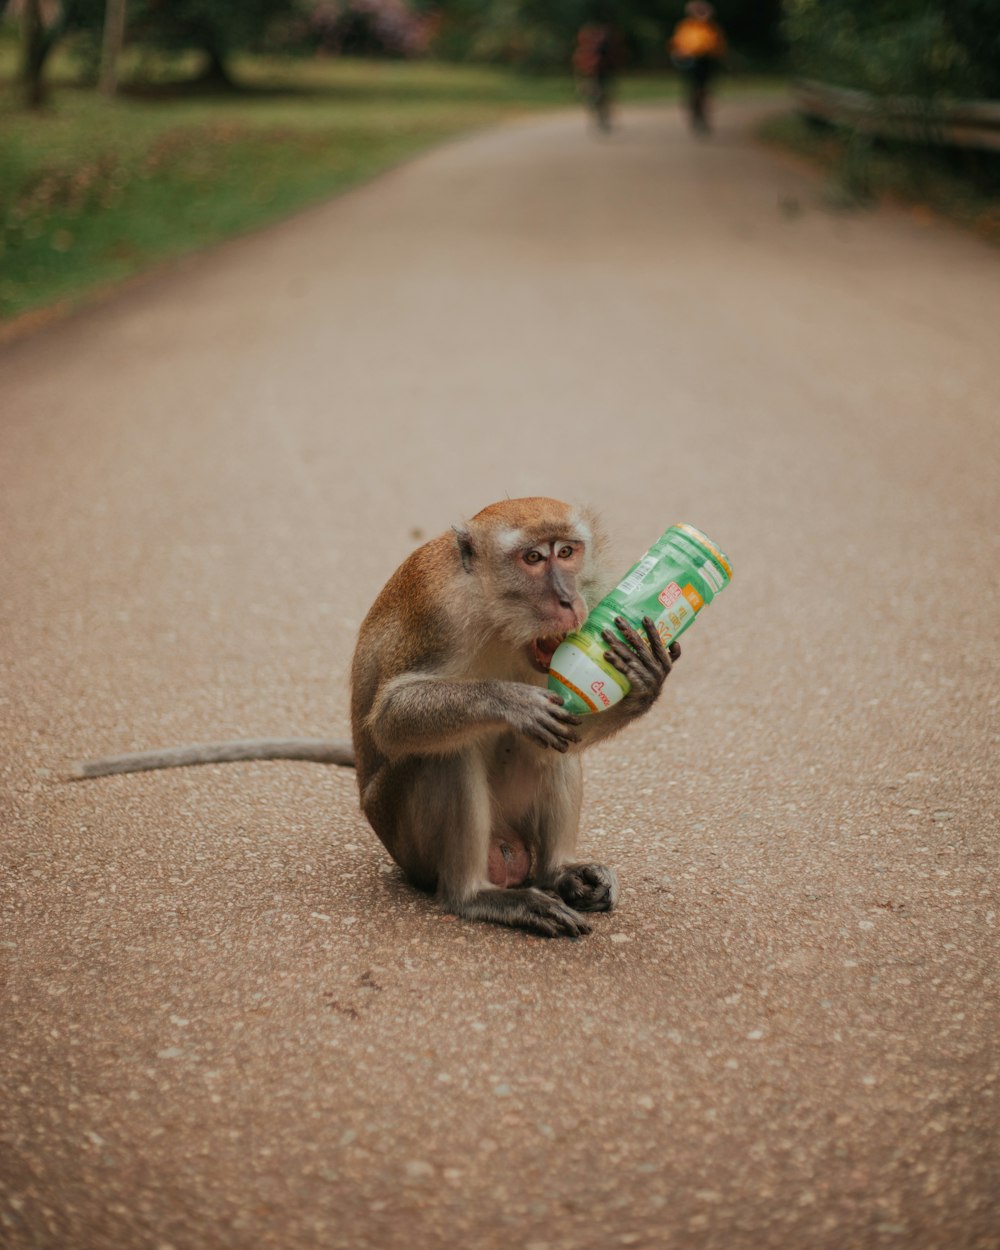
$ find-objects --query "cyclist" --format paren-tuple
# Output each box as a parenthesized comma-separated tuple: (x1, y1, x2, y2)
(573, 21, 620, 132)
(669, 1, 727, 134)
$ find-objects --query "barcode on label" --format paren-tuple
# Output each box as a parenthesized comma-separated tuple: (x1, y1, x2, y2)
(700, 560, 723, 592)
(617, 554, 658, 597)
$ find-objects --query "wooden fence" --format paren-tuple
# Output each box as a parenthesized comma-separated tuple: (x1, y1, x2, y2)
(794, 79, 1000, 154)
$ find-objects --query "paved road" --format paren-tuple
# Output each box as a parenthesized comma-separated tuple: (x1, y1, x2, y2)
(2, 99, 998, 1250)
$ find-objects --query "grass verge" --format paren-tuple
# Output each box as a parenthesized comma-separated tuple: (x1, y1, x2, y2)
(1, 44, 784, 330)
(0, 54, 584, 326)
(758, 112, 1000, 243)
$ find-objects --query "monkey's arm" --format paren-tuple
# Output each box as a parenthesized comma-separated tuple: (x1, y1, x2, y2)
(368, 674, 581, 759)
(574, 617, 681, 749)
(71, 738, 355, 779)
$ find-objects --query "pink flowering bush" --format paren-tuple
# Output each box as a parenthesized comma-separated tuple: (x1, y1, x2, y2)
(304, 0, 434, 58)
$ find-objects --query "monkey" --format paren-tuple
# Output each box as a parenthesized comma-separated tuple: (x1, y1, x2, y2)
(347, 497, 682, 937)
(73, 497, 680, 937)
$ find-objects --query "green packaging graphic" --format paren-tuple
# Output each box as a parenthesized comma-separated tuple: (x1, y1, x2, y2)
(547, 523, 732, 715)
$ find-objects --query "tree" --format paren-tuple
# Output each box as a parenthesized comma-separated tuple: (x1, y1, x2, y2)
(125, 0, 299, 86)
(20, 0, 64, 106)
(16, 0, 116, 107)
(782, 0, 996, 100)
(98, 0, 128, 94)
(944, 0, 1000, 97)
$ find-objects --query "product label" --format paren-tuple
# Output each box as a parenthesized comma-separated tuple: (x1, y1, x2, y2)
(548, 639, 629, 714)
(616, 554, 658, 598)
(588, 677, 614, 708)
(653, 583, 701, 644)
(682, 582, 704, 611)
(658, 581, 683, 609)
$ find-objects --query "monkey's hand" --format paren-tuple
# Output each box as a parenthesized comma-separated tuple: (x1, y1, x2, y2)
(505, 686, 582, 753)
(601, 616, 681, 716)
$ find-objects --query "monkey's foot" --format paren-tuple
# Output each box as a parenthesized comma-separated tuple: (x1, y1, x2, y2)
(548, 863, 619, 913)
(450, 887, 591, 938)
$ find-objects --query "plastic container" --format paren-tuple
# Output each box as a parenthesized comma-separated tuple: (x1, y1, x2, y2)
(547, 523, 732, 714)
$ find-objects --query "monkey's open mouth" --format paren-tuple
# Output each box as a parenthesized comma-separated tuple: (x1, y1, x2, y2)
(529, 635, 565, 673)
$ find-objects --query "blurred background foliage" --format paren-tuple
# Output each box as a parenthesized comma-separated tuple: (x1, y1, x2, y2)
(9, 0, 785, 97)
(7, 0, 996, 102)
(783, 0, 1000, 100)
(774, 0, 999, 240)
(420, 0, 783, 71)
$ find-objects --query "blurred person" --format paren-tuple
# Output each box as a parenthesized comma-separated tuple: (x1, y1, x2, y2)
(669, 1, 727, 134)
(573, 18, 622, 132)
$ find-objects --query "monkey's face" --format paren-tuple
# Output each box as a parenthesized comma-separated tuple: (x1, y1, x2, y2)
(514, 538, 590, 672)
(458, 498, 608, 673)
(472, 529, 592, 672)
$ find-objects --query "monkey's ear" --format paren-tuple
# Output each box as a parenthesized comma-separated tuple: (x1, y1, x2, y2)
(453, 526, 475, 573)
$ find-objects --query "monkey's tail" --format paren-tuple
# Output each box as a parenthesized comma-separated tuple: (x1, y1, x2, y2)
(70, 738, 356, 780)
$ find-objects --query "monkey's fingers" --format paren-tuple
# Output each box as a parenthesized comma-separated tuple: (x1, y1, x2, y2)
(513, 689, 582, 751)
(602, 635, 640, 685)
(601, 627, 656, 683)
(538, 693, 582, 743)
(523, 894, 592, 938)
(533, 720, 582, 752)
(616, 616, 669, 678)
(456, 888, 591, 937)
(532, 913, 591, 939)
(545, 697, 584, 727)
(523, 709, 581, 752)
(610, 617, 678, 681)
(640, 617, 674, 674)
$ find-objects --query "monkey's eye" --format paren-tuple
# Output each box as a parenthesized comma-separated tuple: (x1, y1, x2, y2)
(523, 549, 544, 565)
(557, 544, 576, 559)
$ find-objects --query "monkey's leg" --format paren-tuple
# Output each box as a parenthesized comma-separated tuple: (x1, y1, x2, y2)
(526, 757, 619, 914)
(389, 754, 592, 938)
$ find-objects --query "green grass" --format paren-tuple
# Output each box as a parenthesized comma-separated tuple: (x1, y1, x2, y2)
(0, 50, 576, 323)
(759, 112, 1000, 243)
(0, 36, 778, 325)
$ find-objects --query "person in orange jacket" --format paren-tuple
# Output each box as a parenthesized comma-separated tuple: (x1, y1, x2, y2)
(669, 1, 727, 133)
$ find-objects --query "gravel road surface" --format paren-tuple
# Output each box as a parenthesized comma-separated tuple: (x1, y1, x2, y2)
(2, 99, 998, 1250)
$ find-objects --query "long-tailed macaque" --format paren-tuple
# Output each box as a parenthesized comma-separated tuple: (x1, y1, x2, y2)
(74, 498, 680, 937)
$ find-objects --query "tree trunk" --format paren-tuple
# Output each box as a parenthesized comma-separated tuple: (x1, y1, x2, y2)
(199, 44, 235, 89)
(21, 0, 50, 108)
(99, 0, 129, 96)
